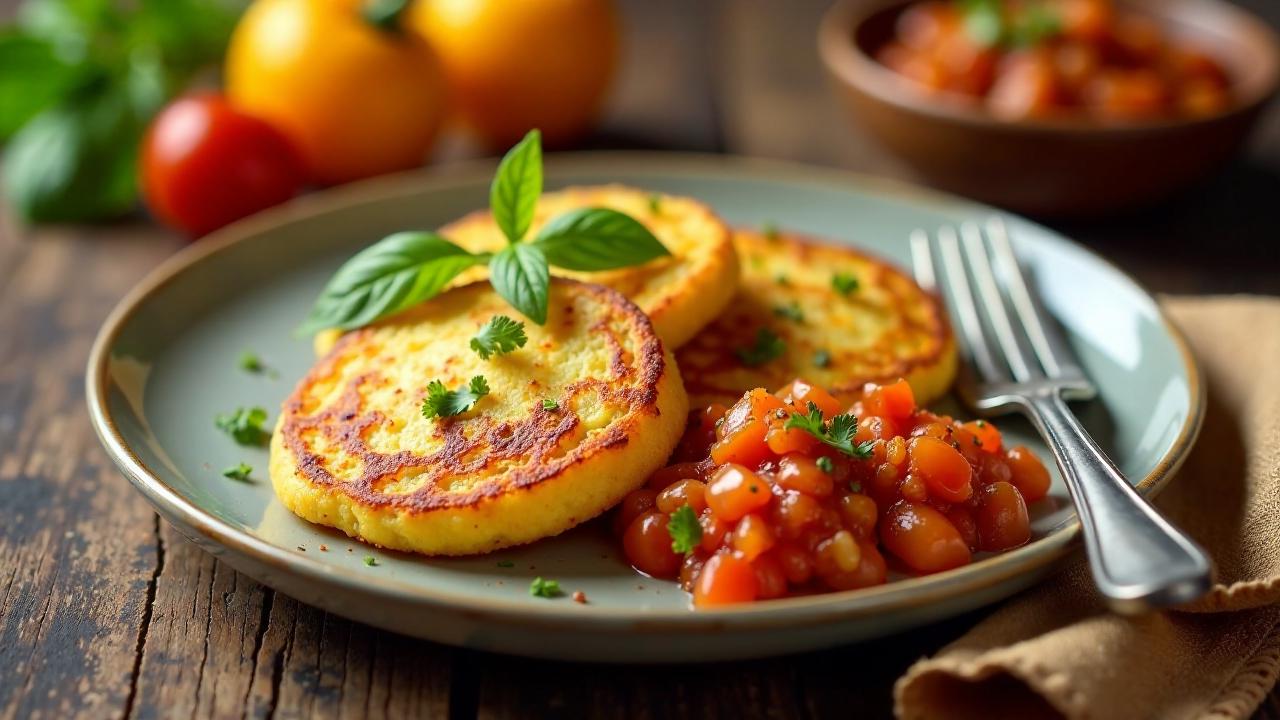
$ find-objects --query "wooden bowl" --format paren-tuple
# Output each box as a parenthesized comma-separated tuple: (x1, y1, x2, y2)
(818, 0, 1280, 216)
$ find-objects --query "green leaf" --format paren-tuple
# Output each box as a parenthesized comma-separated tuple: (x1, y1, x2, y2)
(490, 129, 542, 244)
(222, 462, 253, 482)
(783, 402, 870, 458)
(420, 376, 490, 419)
(832, 272, 859, 296)
(960, 0, 1004, 47)
(299, 232, 484, 334)
(529, 577, 561, 598)
(0, 32, 80, 141)
(734, 328, 786, 367)
(489, 243, 550, 325)
(215, 407, 270, 446)
(470, 315, 527, 360)
(773, 302, 804, 324)
(541, 398, 559, 411)
(3, 85, 143, 223)
(533, 207, 670, 271)
(667, 505, 702, 554)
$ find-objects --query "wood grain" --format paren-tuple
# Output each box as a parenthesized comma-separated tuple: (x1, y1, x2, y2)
(0, 0, 1277, 718)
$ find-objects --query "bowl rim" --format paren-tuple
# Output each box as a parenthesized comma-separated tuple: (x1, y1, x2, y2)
(818, 0, 1280, 135)
(85, 152, 1206, 631)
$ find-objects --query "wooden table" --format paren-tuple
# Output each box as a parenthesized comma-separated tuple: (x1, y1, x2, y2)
(2, 1, 1278, 718)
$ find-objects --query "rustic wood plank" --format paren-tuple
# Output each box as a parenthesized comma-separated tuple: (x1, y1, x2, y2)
(0, 226, 171, 720)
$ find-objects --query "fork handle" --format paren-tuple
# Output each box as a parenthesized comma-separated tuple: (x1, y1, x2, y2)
(1020, 393, 1213, 613)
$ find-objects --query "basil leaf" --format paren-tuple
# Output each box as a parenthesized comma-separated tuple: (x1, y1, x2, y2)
(0, 32, 80, 141)
(489, 129, 541, 244)
(489, 243, 550, 325)
(299, 232, 483, 334)
(532, 208, 670, 271)
(3, 82, 143, 223)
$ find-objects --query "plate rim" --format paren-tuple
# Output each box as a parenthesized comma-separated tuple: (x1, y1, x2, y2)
(85, 152, 1205, 629)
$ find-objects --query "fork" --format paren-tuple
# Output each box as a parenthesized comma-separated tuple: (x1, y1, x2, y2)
(910, 217, 1213, 613)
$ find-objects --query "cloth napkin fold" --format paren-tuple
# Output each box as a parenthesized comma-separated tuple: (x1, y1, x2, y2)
(895, 296, 1280, 720)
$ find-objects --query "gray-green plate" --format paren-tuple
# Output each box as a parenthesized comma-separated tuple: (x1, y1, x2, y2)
(87, 154, 1203, 662)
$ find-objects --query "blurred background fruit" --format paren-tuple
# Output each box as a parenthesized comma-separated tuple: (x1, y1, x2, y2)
(412, 0, 619, 148)
(0, 0, 239, 222)
(225, 0, 448, 185)
(140, 93, 304, 237)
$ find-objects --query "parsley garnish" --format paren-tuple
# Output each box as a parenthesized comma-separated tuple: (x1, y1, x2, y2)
(239, 351, 264, 373)
(667, 505, 702, 554)
(773, 302, 804, 324)
(816, 456, 834, 474)
(832, 273, 859, 296)
(541, 398, 559, 411)
(735, 328, 786, 367)
(529, 577, 561, 598)
(215, 407, 270, 446)
(363, 556, 378, 567)
(813, 349, 832, 368)
(421, 376, 490, 418)
(222, 463, 253, 482)
(496, 560, 515, 568)
(784, 402, 875, 459)
(470, 315, 527, 360)
(648, 194, 663, 215)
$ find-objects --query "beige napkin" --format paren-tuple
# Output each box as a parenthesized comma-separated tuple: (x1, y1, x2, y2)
(896, 296, 1280, 720)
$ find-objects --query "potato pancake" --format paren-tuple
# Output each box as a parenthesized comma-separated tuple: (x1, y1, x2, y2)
(675, 229, 956, 407)
(271, 279, 688, 556)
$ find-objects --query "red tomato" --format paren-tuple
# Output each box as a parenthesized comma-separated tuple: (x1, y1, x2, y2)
(141, 93, 306, 237)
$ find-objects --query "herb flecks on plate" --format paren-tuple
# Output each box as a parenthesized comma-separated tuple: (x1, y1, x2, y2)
(299, 129, 670, 332)
(529, 577, 561, 598)
(222, 462, 253, 482)
(215, 407, 270, 446)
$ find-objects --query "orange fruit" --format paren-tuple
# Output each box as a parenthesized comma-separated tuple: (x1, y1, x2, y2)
(225, 0, 448, 185)
(411, 0, 619, 148)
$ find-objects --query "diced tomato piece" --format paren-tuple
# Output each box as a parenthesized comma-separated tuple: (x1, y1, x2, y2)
(693, 551, 758, 607)
(710, 419, 772, 468)
(778, 378, 842, 418)
(731, 513, 776, 561)
(867, 379, 916, 419)
(775, 454, 835, 498)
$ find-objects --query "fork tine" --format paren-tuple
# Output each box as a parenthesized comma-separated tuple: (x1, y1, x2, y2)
(934, 225, 1009, 384)
(959, 222, 1041, 382)
(909, 229, 937, 291)
(985, 217, 1084, 380)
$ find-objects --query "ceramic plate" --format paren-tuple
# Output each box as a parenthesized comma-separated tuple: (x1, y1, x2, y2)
(87, 155, 1203, 662)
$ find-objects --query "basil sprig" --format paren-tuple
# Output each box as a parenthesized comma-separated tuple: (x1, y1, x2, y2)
(300, 130, 671, 331)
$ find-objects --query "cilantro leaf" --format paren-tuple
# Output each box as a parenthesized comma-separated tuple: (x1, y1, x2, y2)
(215, 407, 270, 446)
(529, 576, 561, 598)
(363, 556, 378, 567)
(470, 315, 527, 360)
(421, 376, 490, 419)
(222, 462, 253, 482)
(815, 456, 834, 473)
(667, 505, 703, 554)
(541, 398, 559, 411)
(783, 402, 872, 458)
(734, 328, 786, 367)
(832, 272, 859, 296)
(773, 302, 804, 324)
(239, 351, 264, 373)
